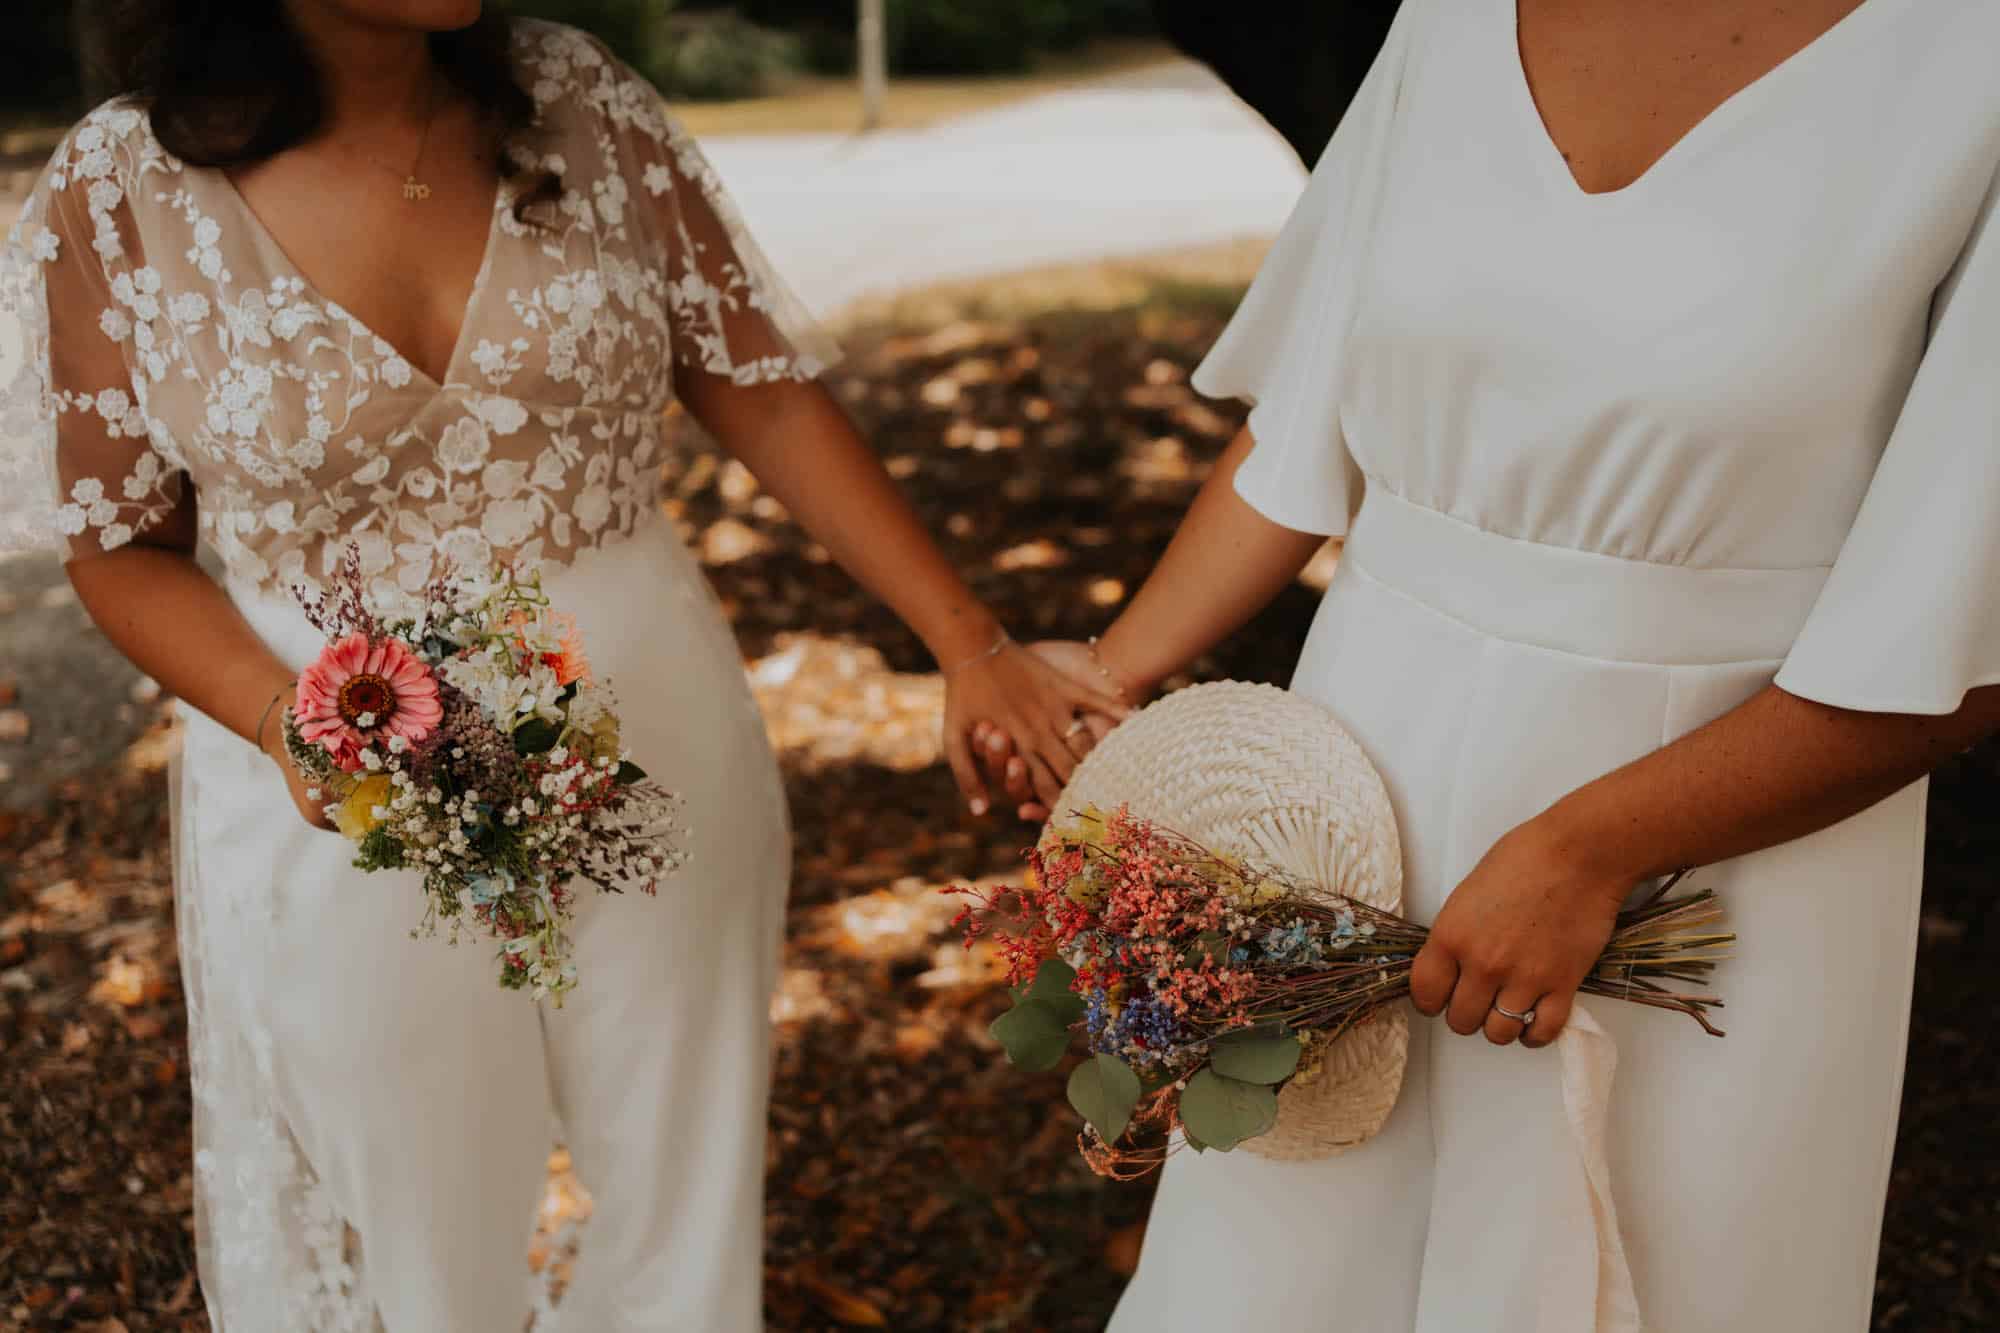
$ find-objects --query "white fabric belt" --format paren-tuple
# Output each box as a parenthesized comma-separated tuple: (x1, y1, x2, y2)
(1341, 486, 1830, 667)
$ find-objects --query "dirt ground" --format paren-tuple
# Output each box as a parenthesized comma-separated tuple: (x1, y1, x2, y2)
(1, 290, 1995, 1330)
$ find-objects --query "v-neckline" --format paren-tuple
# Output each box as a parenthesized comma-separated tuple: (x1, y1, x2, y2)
(211, 166, 506, 392)
(1503, 0, 1902, 204)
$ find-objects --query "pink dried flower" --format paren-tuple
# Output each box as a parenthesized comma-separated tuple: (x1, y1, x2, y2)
(294, 632, 443, 771)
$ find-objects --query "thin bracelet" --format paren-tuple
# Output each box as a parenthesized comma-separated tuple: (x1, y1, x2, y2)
(941, 629, 1011, 677)
(255, 682, 294, 755)
(1086, 636, 1133, 702)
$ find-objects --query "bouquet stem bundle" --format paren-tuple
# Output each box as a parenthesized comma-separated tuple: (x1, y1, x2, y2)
(949, 806, 1733, 1177)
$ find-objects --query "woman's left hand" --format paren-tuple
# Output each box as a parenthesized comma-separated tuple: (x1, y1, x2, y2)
(942, 642, 1129, 816)
(1408, 816, 1635, 1048)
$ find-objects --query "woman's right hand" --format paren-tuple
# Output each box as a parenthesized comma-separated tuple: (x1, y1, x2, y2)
(972, 640, 1136, 820)
(259, 702, 337, 831)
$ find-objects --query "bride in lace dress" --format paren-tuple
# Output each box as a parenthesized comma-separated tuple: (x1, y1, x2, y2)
(0, 3, 1120, 1327)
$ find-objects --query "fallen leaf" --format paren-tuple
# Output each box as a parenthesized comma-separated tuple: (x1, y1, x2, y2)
(159, 1272, 196, 1313)
(699, 518, 773, 566)
(797, 1265, 889, 1327)
(993, 539, 1068, 572)
(1104, 1222, 1146, 1276)
(90, 956, 148, 1008)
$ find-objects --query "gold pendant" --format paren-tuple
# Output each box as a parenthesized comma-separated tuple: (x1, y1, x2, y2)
(403, 176, 431, 202)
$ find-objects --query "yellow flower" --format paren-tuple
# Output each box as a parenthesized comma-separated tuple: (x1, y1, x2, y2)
(334, 774, 394, 840)
(583, 711, 623, 764)
(1056, 805, 1110, 844)
(1289, 1032, 1331, 1087)
(1063, 862, 1108, 906)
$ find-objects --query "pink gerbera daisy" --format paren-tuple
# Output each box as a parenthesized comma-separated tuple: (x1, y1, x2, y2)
(294, 632, 443, 772)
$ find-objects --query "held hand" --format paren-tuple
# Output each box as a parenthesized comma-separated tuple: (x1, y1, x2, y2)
(260, 711, 337, 832)
(943, 641, 1129, 817)
(1407, 818, 1632, 1048)
(972, 640, 1133, 821)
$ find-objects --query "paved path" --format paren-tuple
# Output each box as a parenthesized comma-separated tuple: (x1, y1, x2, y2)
(702, 62, 1304, 317)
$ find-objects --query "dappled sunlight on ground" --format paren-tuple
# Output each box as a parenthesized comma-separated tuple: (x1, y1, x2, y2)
(1, 290, 1993, 1330)
(749, 635, 946, 775)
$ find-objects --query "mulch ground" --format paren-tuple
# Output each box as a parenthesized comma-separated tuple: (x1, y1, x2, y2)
(2, 295, 1995, 1331)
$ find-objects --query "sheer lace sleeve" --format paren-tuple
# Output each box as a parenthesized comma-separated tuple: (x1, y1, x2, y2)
(635, 110, 840, 385)
(0, 118, 189, 558)
(537, 25, 840, 387)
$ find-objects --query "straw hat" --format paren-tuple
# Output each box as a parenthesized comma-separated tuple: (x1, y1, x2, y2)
(1038, 680, 1407, 1161)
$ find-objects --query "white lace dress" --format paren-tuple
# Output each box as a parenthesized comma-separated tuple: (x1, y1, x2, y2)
(0, 21, 835, 1330)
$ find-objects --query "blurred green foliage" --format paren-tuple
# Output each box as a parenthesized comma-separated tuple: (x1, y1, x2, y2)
(725, 0, 1156, 77)
(0, 1, 1157, 120)
(644, 9, 803, 100)
(481, 0, 801, 101)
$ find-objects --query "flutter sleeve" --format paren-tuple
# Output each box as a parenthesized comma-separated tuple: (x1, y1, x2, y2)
(554, 28, 839, 387)
(0, 120, 188, 559)
(1773, 157, 2000, 715)
(1188, 0, 1417, 536)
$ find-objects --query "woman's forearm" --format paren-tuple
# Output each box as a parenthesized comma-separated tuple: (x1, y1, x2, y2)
(681, 375, 1003, 665)
(1541, 681, 2000, 888)
(1096, 426, 1327, 694)
(67, 543, 297, 752)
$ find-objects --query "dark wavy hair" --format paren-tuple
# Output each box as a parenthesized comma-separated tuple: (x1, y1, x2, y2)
(79, 1, 537, 171)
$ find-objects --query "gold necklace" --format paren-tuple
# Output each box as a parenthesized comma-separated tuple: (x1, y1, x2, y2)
(400, 79, 442, 202)
(342, 83, 444, 199)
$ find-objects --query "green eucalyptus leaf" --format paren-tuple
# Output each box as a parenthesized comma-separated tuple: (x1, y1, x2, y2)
(1209, 1028, 1303, 1085)
(989, 998, 1072, 1071)
(1067, 1053, 1143, 1142)
(1028, 956, 1076, 993)
(615, 760, 648, 784)
(1023, 958, 1085, 1025)
(1177, 1068, 1278, 1151)
(513, 718, 560, 756)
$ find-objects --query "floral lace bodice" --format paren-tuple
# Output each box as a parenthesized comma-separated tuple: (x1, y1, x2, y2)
(0, 20, 833, 603)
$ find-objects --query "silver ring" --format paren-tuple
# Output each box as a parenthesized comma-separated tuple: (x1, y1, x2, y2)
(1492, 1001, 1536, 1026)
(1062, 719, 1087, 740)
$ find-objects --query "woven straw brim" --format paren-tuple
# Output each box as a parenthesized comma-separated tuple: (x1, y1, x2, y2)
(1039, 680, 1407, 1161)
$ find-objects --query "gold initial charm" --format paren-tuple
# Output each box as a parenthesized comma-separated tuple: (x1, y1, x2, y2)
(403, 177, 431, 202)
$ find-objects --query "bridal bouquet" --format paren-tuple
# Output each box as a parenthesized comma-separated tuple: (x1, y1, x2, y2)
(280, 551, 685, 1002)
(949, 806, 1732, 1176)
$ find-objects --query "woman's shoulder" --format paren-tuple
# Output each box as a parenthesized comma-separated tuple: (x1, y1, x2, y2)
(1879, 6, 2000, 183)
(30, 99, 168, 194)
(9, 99, 174, 257)
(507, 18, 673, 145)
